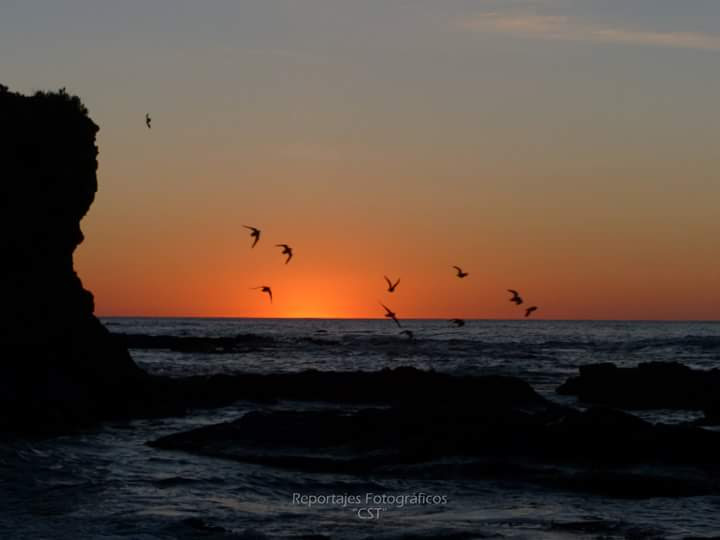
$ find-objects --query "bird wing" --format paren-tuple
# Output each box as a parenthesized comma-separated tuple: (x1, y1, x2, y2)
(384, 276, 392, 287)
(276, 244, 288, 249)
(453, 266, 461, 272)
(392, 278, 400, 288)
(285, 252, 292, 264)
(251, 235, 260, 247)
(508, 289, 519, 296)
(379, 302, 391, 314)
(243, 225, 257, 231)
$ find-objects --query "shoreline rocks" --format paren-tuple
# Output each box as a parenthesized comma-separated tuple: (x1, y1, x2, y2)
(557, 362, 720, 419)
(147, 398, 720, 498)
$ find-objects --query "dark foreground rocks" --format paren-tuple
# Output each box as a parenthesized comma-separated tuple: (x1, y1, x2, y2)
(557, 362, 720, 422)
(168, 365, 551, 407)
(148, 394, 720, 497)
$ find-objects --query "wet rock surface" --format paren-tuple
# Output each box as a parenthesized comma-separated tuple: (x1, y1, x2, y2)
(148, 384, 720, 497)
(557, 362, 720, 423)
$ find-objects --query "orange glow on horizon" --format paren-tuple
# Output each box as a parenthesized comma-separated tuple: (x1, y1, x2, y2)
(5, 2, 720, 322)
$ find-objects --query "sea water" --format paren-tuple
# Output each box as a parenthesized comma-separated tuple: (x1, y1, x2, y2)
(1, 318, 719, 539)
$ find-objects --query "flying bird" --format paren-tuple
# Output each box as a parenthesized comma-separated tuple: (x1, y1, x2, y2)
(452, 266, 469, 278)
(243, 225, 261, 248)
(525, 306, 538, 318)
(384, 276, 400, 293)
(508, 289, 523, 305)
(145, 113, 152, 129)
(400, 330, 414, 340)
(450, 318, 465, 327)
(252, 286, 273, 303)
(276, 244, 293, 264)
(380, 302, 401, 328)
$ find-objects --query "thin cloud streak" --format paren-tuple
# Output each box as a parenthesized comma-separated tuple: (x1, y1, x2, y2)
(460, 12, 720, 51)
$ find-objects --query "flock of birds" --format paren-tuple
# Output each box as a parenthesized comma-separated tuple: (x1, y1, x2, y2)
(144, 113, 540, 335)
(239, 224, 540, 340)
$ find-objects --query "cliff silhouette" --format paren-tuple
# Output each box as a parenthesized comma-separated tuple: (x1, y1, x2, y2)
(0, 85, 151, 432)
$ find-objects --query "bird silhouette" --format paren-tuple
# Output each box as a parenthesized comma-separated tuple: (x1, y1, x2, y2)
(145, 113, 152, 129)
(400, 330, 414, 339)
(379, 302, 401, 327)
(508, 289, 523, 305)
(243, 225, 261, 248)
(276, 244, 293, 264)
(450, 318, 465, 327)
(251, 286, 273, 303)
(525, 306, 538, 318)
(452, 266, 469, 278)
(384, 276, 400, 293)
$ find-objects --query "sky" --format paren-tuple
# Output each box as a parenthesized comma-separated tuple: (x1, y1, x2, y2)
(1, 0, 719, 319)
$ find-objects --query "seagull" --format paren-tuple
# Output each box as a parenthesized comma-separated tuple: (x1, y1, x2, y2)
(145, 113, 152, 129)
(400, 330, 414, 340)
(276, 244, 293, 264)
(384, 276, 400, 293)
(379, 302, 401, 327)
(525, 306, 538, 318)
(251, 286, 273, 303)
(243, 225, 261, 248)
(508, 289, 523, 305)
(450, 318, 465, 327)
(452, 266, 469, 278)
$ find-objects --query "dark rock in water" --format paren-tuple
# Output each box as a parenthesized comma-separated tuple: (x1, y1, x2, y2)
(148, 400, 720, 497)
(148, 403, 720, 466)
(699, 406, 720, 426)
(557, 361, 720, 412)
(159, 367, 554, 417)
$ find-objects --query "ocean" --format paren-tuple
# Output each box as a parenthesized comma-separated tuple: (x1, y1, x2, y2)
(1, 318, 720, 539)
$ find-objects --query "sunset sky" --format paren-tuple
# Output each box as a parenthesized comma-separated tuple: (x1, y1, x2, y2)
(2, 1, 719, 319)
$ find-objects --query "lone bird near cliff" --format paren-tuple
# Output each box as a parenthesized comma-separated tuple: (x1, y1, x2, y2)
(380, 302, 401, 327)
(252, 286, 273, 303)
(243, 225, 261, 248)
(452, 266, 469, 278)
(145, 113, 151, 129)
(384, 276, 400, 293)
(450, 318, 465, 327)
(525, 306, 538, 318)
(508, 289, 523, 305)
(276, 244, 293, 264)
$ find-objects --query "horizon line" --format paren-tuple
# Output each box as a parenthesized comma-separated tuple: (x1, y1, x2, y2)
(97, 315, 720, 323)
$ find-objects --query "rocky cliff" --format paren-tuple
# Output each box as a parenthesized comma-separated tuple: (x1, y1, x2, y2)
(0, 85, 148, 433)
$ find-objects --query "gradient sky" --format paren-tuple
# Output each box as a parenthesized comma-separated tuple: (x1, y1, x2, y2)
(2, 0, 719, 319)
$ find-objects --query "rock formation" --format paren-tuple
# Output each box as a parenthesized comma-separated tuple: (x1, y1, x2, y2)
(0, 86, 149, 433)
(557, 361, 720, 413)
